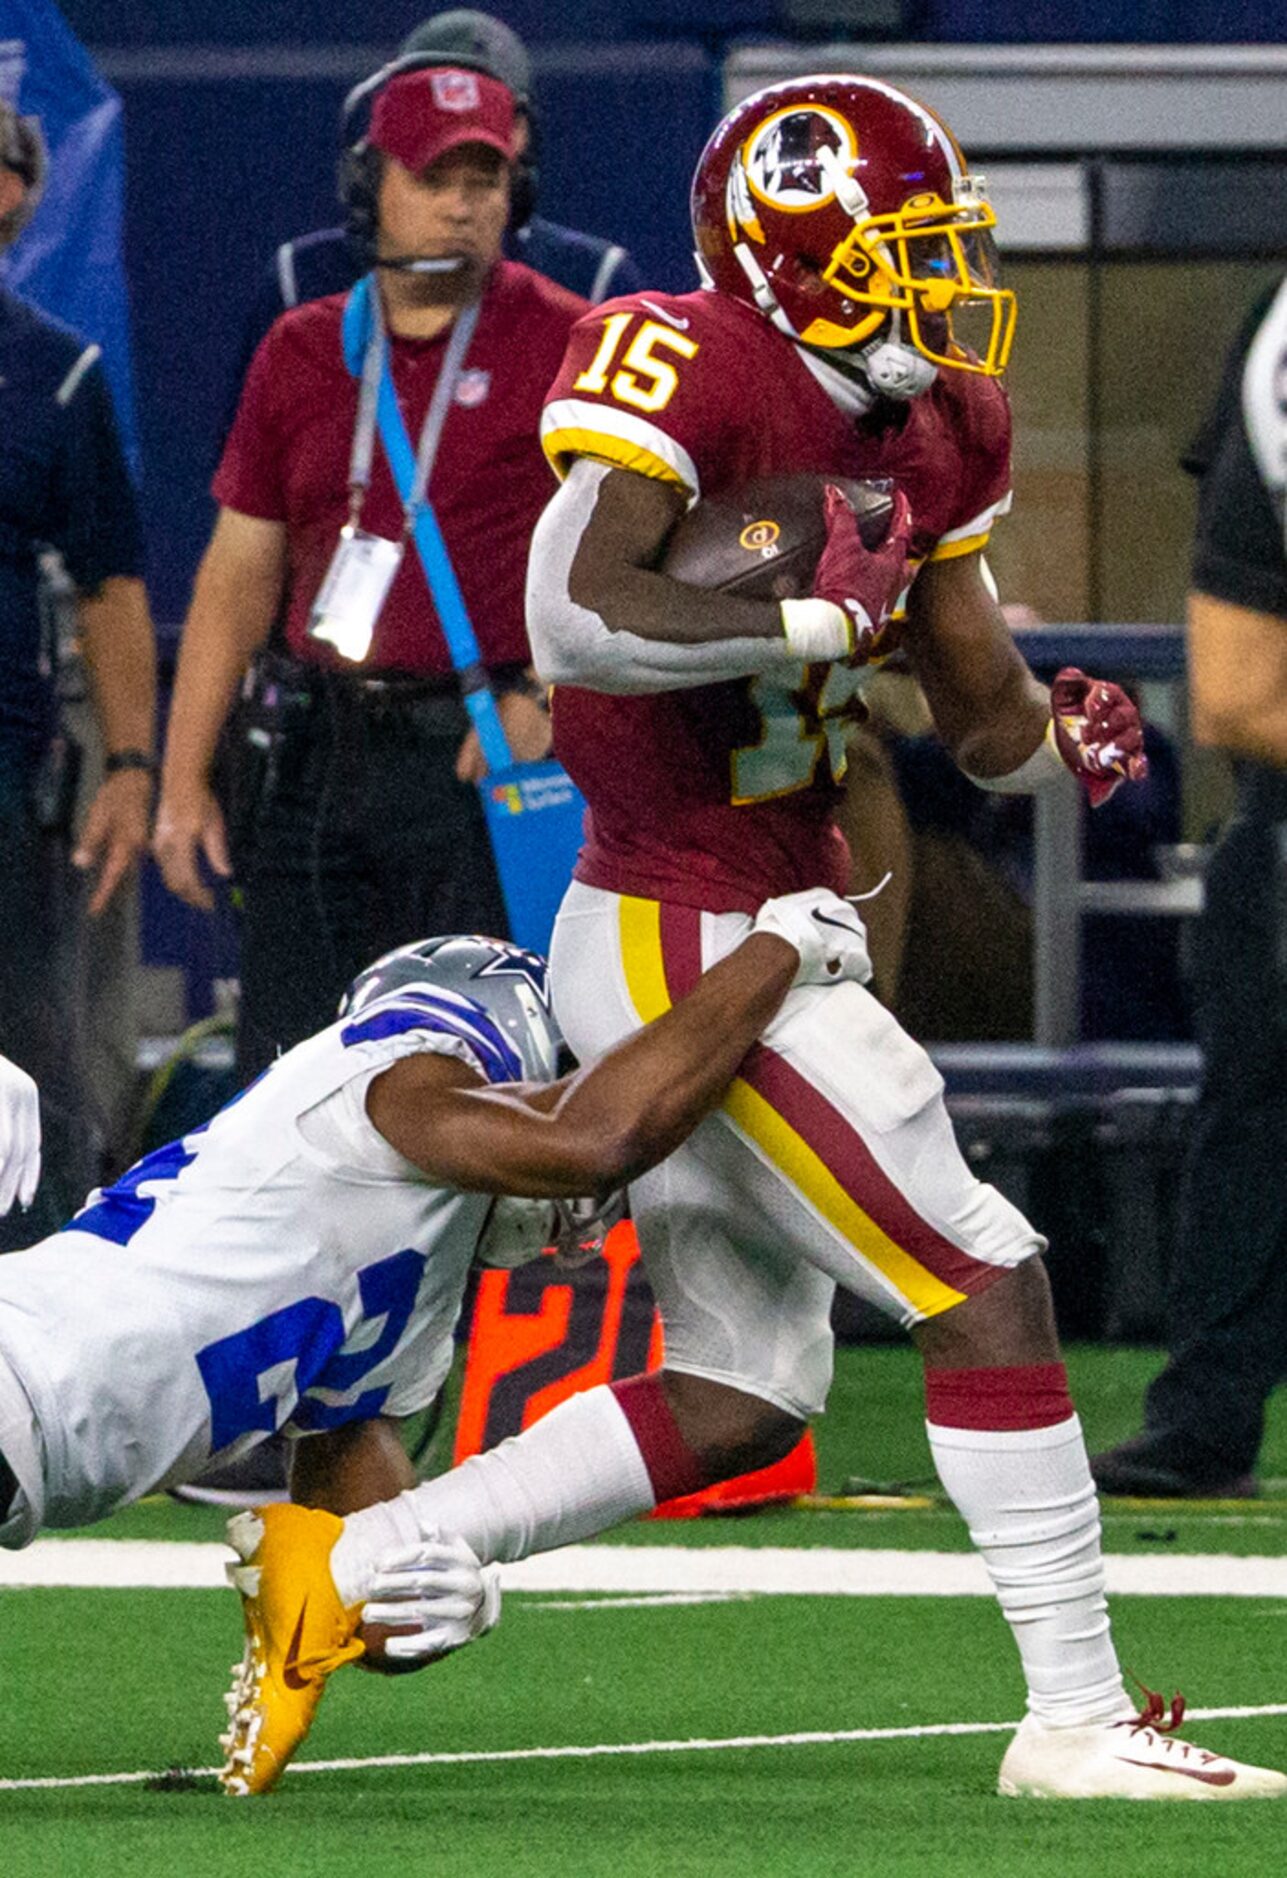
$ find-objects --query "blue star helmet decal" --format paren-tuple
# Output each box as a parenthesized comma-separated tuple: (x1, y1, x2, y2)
(338, 935, 563, 1084)
(471, 941, 552, 1011)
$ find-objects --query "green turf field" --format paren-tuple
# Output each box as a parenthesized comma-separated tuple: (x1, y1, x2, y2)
(2, 1344, 1285, 1876)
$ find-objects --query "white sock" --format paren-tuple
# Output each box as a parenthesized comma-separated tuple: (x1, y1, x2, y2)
(927, 1413, 1128, 1728)
(330, 1385, 655, 1605)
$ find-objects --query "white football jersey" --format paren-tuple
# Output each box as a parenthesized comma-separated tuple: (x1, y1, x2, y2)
(0, 997, 503, 1543)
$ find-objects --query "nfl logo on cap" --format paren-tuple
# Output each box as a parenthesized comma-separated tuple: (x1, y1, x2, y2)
(433, 70, 481, 112)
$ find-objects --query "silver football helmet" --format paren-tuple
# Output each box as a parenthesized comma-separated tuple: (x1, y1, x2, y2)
(338, 934, 562, 1085)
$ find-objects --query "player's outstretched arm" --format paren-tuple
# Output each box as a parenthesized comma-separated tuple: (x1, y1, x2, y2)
(903, 553, 1146, 805)
(367, 891, 872, 1198)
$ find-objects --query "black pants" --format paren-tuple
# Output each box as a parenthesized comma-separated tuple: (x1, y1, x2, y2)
(0, 753, 99, 1250)
(1142, 777, 1287, 1472)
(229, 678, 508, 1082)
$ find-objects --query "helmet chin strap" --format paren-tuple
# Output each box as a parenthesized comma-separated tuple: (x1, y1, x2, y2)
(793, 342, 875, 418)
(859, 311, 939, 401)
(732, 236, 938, 411)
(798, 310, 938, 418)
(733, 240, 806, 345)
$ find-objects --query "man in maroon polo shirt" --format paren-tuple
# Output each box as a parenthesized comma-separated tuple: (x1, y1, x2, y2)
(155, 66, 586, 1079)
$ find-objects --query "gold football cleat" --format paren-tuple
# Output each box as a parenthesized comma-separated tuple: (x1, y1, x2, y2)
(219, 1504, 365, 1796)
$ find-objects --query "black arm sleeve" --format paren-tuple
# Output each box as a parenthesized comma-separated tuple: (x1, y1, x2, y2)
(1188, 281, 1287, 618)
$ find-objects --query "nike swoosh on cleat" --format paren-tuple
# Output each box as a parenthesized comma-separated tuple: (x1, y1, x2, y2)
(1114, 1756, 1237, 1787)
(638, 298, 690, 330)
(811, 909, 861, 935)
(282, 1602, 311, 1691)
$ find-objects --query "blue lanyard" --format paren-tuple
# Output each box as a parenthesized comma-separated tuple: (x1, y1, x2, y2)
(341, 275, 512, 773)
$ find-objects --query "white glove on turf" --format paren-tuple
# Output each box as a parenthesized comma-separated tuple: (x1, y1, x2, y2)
(0, 1053, 40, 1215)
(362, 1533, 502, 1663)
(752, 888, 874, 988)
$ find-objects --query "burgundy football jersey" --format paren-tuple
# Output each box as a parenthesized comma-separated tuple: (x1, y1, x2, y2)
(539, 288, 1013, 911)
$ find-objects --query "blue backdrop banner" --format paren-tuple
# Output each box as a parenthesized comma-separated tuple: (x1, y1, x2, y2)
(0, 0, 138, 469)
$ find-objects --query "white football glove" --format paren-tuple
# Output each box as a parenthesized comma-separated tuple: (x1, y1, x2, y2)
(752, 888, 873, 988)
(0, 1053, 40, 1216)
(362, 1533, 501, 1664)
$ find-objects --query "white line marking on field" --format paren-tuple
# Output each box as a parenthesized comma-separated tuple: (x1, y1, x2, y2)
(529, 1592, 751, 1610)
(0, 1540, 231, 1588)
(2, 1705, 1286, 1794)
(4, 1541, 1287, 1597)
(502, 1548, 1287, 1599)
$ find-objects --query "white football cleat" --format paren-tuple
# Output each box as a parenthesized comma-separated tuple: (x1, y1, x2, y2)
(999, 1690, 1287, 1801)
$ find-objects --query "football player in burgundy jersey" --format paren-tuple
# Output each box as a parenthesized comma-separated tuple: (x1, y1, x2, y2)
(237, 77, 1284, 1802)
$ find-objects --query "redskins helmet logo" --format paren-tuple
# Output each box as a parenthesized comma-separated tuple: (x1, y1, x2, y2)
(739, 518, 781, 555)
(741, 106, 858, 212)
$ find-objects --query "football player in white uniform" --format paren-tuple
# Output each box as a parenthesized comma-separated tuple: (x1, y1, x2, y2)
(0, 1052, 40, 1217)
(0, 897, 873, 1781)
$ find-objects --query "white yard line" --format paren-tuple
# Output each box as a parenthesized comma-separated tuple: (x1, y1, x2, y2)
(3, 1705, 1287, 1795)
(3, 1540, 1287, 1597)
(528, 1593, 752, 1609)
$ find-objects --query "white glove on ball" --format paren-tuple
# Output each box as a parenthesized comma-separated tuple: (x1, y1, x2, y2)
(0, 1053, 40, 1216)
(362, 1533, 502, 1663)
(752, 888, 874, 988)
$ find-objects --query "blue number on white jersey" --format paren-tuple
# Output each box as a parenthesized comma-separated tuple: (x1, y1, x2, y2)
(195, 1246, 428, 1448)
(72, 1138, 198, 1245)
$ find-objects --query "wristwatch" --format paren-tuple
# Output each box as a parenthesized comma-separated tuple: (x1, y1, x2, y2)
(103, 748, 158, 777)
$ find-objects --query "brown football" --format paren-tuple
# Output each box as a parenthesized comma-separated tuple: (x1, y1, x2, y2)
(658, 473, 895, 602)
(357, 1618, 432, 1675)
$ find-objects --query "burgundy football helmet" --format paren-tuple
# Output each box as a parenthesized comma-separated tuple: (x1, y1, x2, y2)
(691, 74, 1016, 396)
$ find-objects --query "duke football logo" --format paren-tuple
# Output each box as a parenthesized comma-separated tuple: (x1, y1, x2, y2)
(741, 106, 858, 211)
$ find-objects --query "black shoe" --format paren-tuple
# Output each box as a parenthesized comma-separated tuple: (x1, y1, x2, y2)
(168, 1436, 289, 1508)
(1090, 1433, 1258, 1500)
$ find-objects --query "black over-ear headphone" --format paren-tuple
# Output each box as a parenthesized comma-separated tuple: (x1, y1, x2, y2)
(338, 49, 538, 267)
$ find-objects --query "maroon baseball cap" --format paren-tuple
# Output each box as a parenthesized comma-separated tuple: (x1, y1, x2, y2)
(368, 66, 516, 173)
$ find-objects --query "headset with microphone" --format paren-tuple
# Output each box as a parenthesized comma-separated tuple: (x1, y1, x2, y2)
(338, 50, 538, 272)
